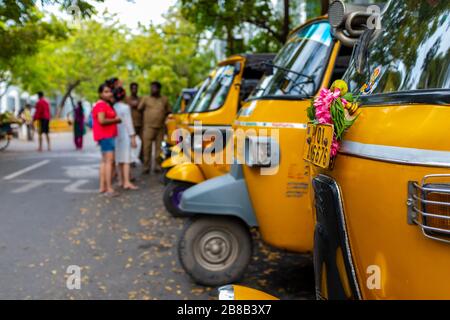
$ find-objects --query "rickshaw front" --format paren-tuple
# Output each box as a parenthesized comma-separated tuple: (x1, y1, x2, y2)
(177, 10, 369, 286)
(306, 0, 450, 300)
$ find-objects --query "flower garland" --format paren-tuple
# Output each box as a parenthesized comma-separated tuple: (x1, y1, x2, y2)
(307, 80, 360, 158)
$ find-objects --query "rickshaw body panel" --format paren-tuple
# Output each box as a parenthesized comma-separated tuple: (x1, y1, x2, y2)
(234, 40, 340, 253)
(311, 103, 450, 299)
(179, 164, 258, 227)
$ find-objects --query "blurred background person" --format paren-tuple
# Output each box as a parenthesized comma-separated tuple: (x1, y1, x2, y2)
(19, 104, 34, 141)
(125, 82, 142, 164)
(138, 81, 171, 175)
(113, 87, 139, 190)
(72, 101, 86, 150)
(92, 83, 121, 197)
(33, 91, 51, 152)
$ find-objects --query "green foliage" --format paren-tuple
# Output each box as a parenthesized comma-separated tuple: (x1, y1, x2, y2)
(0, 1, 110, 86)
(306, 102, 316, 122)
(178, 0, 327, 55)
(330, 99, 346, 140)
(121, 9, 215, 102)
(13, 8, 215, 107)
(13, 16, 125, 101)
(179, 0, 287, 55)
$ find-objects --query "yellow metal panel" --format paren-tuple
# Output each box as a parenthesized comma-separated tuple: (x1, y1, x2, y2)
(233, 285, 279, 301)
(166, 163, 206, 184)
(312, 103, 450, 299)
(161, 153, 188, 169)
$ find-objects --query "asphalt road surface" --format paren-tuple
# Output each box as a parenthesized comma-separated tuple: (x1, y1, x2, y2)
(0, 132, 314, 300)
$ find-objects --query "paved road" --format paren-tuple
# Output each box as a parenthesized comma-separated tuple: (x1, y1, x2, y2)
(0, 133, 314, 300)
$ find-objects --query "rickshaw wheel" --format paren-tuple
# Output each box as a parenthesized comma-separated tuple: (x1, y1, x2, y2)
(179, 216, 252, 286)
(163, 181, 194, 217)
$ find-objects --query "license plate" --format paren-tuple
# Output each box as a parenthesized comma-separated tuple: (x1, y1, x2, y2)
(303, 124, 334, 169)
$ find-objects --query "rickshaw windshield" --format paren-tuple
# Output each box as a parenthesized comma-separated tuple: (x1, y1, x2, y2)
(190, 64, 237, 113)
(250, 21, 333, 99)
(185, 76, 213, 113)
(172, 95, 183, 114)
(345, 0, 450, 96)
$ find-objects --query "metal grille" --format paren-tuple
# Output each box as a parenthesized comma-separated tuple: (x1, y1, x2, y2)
(408, 174, 450, 244)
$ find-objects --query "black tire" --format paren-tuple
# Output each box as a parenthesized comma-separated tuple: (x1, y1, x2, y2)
(163, 181, 194, 217)
(0, 137, 10, 151)
(179, 216, 252, 286)
(159, 168, 171, 185)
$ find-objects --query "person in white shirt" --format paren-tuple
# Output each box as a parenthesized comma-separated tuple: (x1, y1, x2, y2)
(113, 87, 139, 190)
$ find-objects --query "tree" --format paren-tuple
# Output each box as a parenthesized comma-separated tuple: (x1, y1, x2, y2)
(0, 1, 113, 95)
(179, 0, 331, 55)
(0, 0, 137, 94)
(13, 9, 215, 112)
(14, 17, 128, 111)
(179, 0, 289, 55)
(321, 0, 330, 15)
(119, 8, 216, 102)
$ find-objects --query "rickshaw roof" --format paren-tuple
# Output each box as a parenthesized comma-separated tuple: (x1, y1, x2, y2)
(219, 53, 276, 67)
(288, 15, 328, 38)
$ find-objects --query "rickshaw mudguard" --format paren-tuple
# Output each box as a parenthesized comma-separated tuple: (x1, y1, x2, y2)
(219, 285, 278, 301)
(179, 164, 258, 227)
(312, 174, 361, 300)
(161, 153, 188, 169)
(166, 162, 206, 184)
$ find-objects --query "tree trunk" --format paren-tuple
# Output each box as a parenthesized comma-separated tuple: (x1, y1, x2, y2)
(321, 0, 330, 15)
(225, 26, 235, 56)
(56, 80, 81, 118)
(282, 0, 290, 43)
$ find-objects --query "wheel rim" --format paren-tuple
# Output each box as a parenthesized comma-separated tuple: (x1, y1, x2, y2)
(194, 228, 239, 271)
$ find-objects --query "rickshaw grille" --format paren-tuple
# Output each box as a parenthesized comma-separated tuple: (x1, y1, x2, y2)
(408, 175, 450, 244)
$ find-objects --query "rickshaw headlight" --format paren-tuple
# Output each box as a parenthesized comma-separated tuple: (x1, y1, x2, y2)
(408, 175, 450, 243)
(218, 285, 235, 301)
(423, 190, 450, 231)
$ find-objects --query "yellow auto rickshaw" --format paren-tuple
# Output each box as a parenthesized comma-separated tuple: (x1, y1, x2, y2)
(160, 75, 217, 183)
(176, 9, 368, 286)
(165, 88, 198, 147)
(163, 54, 275, 217)
(160, 71, 219, 177)
(306, 0, 450, 300)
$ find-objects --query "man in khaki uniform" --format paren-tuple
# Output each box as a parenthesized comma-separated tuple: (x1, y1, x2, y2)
(138, 81, 171, 174)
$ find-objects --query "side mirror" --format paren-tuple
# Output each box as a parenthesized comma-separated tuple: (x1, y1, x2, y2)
(264, 61, 274, 76)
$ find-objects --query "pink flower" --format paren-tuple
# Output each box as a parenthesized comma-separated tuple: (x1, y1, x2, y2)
(330, 137, 340, 157)
(313, 88, 341, 125)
